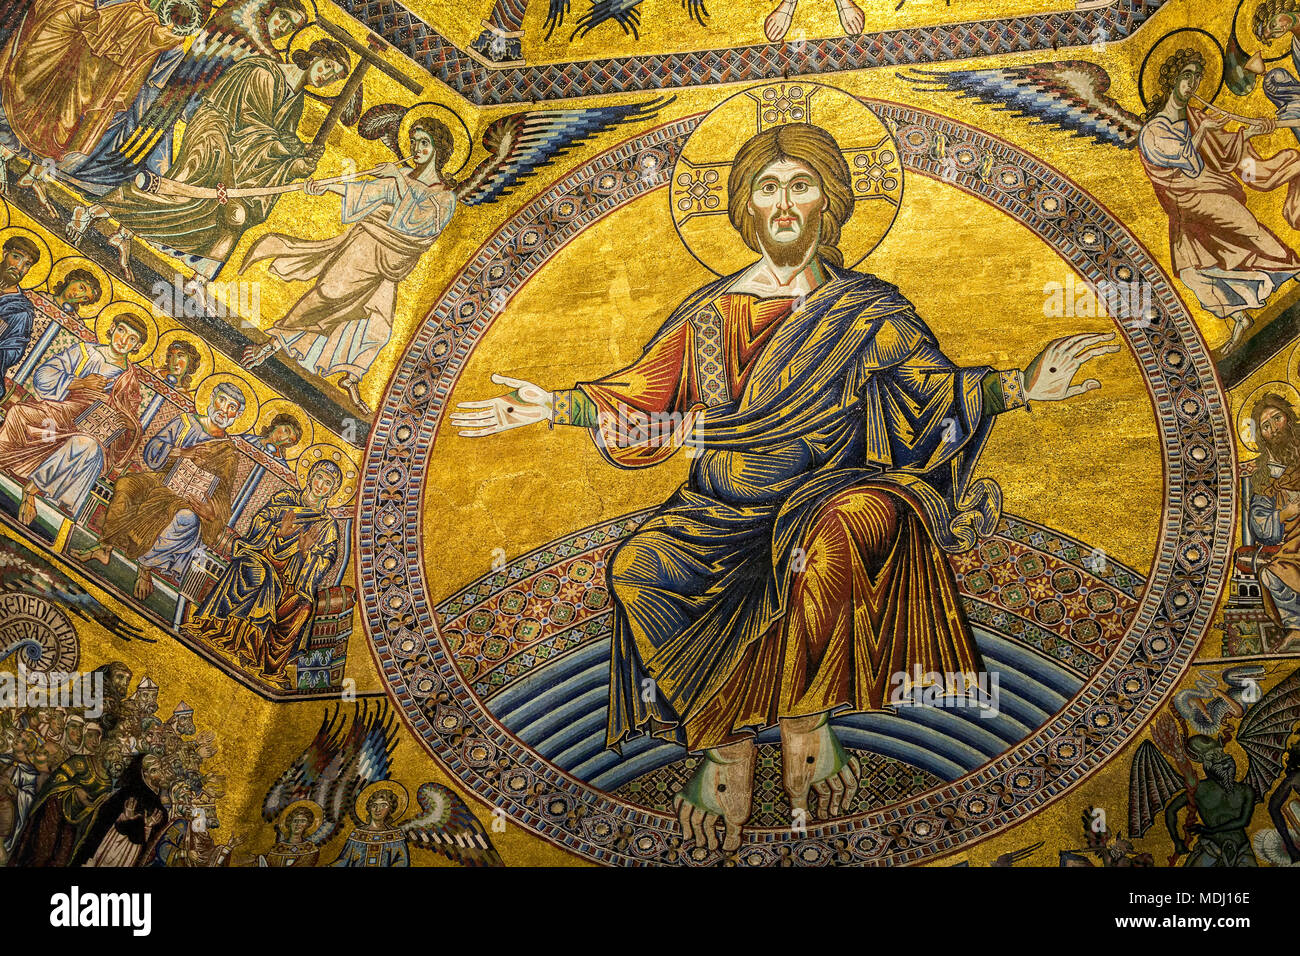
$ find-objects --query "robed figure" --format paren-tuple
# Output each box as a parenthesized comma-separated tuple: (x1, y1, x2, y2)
(0, 314, 148, 523)
(1137, 49, 1300, 350)
(81, 40, 350, 277)
(455, 121, 1117, 851)
(190, 458, 342, 688)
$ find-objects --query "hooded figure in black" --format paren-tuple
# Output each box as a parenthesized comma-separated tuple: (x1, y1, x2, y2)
(70, 753, 169, 867)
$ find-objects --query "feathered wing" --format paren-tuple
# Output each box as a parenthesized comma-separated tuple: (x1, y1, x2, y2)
(356, 103, 408, 159)
(97, 0, 281, 182)
(1237, 666, 1300, 800)
(902, 61, 1142, 149)
(402, 782, 504, 867)
(1129, 739, 1186, 838)
(571, 0, 645, 39)
(262, 700, 399, 845)
(456, 97, 674, 207)
(0, 536, 147, 642)
(544, 0, 572, 39)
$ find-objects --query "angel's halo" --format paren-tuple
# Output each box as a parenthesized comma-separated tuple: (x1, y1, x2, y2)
(1138, 28, 1226, 111)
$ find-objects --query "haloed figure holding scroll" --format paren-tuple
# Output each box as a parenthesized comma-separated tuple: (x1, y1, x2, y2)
(454, 123, 1119, 852)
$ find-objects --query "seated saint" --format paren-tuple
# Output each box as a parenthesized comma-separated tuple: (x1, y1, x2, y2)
(0, 313, 147, 522)
(189, 459, 342, 689)
(75, 382, 248, 599)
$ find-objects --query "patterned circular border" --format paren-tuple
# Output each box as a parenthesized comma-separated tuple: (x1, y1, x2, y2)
(358, 102, 1234, 865)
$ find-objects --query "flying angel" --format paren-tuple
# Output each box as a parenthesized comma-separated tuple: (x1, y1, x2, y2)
(63, 0, 318, 204)
(905, 53, 1300, 355)
(239, 96, 671, 415)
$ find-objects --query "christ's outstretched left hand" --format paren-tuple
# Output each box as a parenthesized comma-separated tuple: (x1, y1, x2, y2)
(1023, 332, 1120, 402)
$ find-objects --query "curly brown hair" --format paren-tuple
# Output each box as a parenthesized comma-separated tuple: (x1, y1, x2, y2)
(409, 116, 457, 187)
(1143, 48, 1206, 122)
(1254, 0, 1300, 41)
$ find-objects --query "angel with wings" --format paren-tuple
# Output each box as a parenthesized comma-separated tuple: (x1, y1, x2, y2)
(330, 779, 504, 867)
(908, 47, 1300, 355)
(239, 97, 668, 415)
(257, 700, 398, 864)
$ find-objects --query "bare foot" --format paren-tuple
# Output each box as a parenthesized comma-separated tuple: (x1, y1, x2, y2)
(17, 483, 37, 525)
(1220, 312, 1253, 356)
(764, 0, 797, 42)
(341, 375, 372, 417)
(780, 713, 861, 820)
(672, 738, 755, 852)
(833, 0, 865, 34)
(1279, 629, 1300, 653)
(73, 544, 112, 565)
(134, 568, 154, 601)
(241, 340, 280, 370)
(109, 228, 134, 281)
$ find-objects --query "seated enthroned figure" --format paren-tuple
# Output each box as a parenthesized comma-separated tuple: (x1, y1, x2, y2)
(0, 313, 147, 522)
(75, 382, 248, 599)
(453, 122, 1118, 851)
(189, 458, 342, 689)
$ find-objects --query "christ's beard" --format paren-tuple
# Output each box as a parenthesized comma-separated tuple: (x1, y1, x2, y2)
(757, 214, 820, 268)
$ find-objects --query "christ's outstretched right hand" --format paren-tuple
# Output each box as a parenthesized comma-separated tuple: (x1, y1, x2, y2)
(451, 373, 553, 437)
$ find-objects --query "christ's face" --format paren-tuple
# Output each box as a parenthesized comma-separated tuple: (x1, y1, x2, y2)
(747, 159, 826, 268)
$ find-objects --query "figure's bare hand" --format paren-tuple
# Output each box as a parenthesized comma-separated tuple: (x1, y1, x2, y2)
(1249, 116, 1277, 137)
(451, 373, 553, 437)
(1023, 331, 1120, 402)
(70, 373, 109, 393)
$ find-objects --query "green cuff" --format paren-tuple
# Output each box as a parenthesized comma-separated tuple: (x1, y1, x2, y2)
(981, 369, 1028, 415)
(551, 387, 599, 427)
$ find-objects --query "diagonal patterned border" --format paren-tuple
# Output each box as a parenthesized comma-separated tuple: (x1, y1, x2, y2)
(358, 100, 1234, 865)
(336, 0, 1169, 104)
